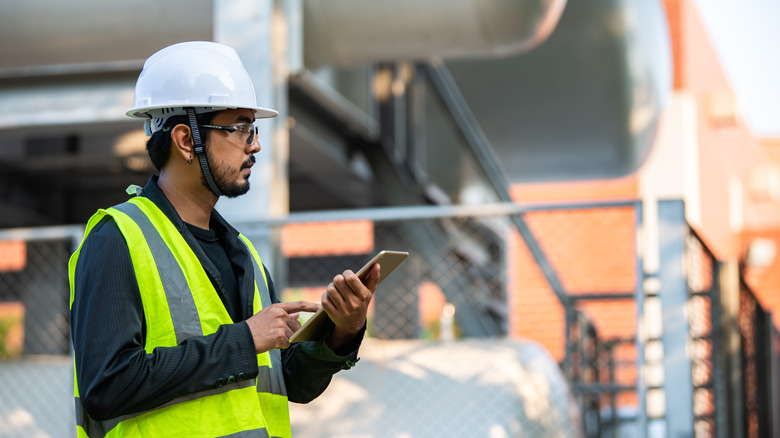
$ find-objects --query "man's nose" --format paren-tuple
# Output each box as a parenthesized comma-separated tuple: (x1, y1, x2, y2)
(248, 137, 261, 153)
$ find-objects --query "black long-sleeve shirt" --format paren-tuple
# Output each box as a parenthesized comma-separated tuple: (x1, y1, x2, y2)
(70, 176, 360, 421)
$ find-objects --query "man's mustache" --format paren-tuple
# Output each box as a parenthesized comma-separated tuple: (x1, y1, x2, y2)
(241, 155, 256, 169)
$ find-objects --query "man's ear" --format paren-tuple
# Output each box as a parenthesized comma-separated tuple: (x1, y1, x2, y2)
(170, 124, 194, 162)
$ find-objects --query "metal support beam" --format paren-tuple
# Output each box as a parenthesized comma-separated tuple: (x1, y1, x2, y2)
(424, 61, 572, 309)
(289, 60, 506, 337)
(214, 0, 290, 276)
(359, 129, 505, 338)
(658, 200, 694, 437)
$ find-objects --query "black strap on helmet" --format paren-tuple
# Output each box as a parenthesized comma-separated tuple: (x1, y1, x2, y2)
(186, 107, 224, 197)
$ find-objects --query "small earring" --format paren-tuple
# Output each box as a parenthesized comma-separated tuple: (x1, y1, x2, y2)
(187, 155, 193, 165)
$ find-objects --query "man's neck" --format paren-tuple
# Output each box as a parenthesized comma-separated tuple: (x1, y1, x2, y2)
(157, 171, 218, 229)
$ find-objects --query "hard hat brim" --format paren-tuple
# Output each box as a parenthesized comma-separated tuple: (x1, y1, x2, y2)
(126, 105, 279, 120)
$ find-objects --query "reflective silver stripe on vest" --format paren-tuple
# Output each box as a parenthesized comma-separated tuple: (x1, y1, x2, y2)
(244, 243, 272, 309)
(239, 237, 288, 398)
(218, 428, 270, 438)
(112, 202, 203, 342)
(257, 349, 287, 396)
(77, 379, 258, 437)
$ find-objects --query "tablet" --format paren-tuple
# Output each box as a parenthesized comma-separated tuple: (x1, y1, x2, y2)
(288, 250, 409, 343)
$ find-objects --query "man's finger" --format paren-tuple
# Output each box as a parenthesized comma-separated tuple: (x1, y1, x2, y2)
(286, 315, 303, 332)
(323, 286, 344, 313)
(277, 301, 320, 314)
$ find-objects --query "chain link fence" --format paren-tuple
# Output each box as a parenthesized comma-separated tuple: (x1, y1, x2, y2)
(274, 213, 508, 342)
(0, 228, 81, 437)
(2, 201, 777, 437)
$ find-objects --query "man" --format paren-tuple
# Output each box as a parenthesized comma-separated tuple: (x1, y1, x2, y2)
(69, 41, 379, 438)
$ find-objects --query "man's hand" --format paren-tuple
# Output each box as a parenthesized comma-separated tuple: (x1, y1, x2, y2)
(322, 263, 381, 351)
(246, 301, 320, 353)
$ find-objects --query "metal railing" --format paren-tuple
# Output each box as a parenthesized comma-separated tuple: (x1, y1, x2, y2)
(686, 229, 722, 438)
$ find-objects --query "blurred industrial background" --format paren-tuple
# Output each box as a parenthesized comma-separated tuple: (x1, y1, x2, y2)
(1, 0, 779, 437)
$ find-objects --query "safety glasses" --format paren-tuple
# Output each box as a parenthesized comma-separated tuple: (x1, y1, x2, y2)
(201, 123, 260, 145)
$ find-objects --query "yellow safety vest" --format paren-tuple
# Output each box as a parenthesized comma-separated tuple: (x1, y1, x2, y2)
(69, 196, 291, 438)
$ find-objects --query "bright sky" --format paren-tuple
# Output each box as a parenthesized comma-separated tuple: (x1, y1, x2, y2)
(692, 0, 780, 137)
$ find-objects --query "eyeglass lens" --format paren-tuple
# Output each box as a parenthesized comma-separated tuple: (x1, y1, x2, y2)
(245, 125, 259, 144)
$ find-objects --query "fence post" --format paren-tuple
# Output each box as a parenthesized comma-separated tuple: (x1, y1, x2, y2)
(658, 200, 694, 437)
(634, 201, 647, 437)
(769, 323, 780, 438)
(719, 260, 743, 438)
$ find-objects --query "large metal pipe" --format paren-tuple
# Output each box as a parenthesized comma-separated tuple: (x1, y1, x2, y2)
(303, 0, 567, 68)
(0, 0, 668, 185)
(0, 0, 563, 71)
(0, 0, 212, 70)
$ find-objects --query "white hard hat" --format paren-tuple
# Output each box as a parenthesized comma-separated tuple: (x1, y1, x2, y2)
(126, 41, 278, 134)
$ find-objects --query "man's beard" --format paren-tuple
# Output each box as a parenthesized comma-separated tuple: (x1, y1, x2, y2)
(201, 147, 256, 198)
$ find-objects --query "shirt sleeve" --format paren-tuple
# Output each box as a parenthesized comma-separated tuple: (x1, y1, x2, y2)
(264, 267, 365, 404)
(70, 217, 259, 421)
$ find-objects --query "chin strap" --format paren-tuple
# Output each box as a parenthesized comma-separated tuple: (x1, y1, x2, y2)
(186, 107, 224, 197)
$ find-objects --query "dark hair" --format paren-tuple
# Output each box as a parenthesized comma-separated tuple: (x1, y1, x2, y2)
(145, 111, 218, 171)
